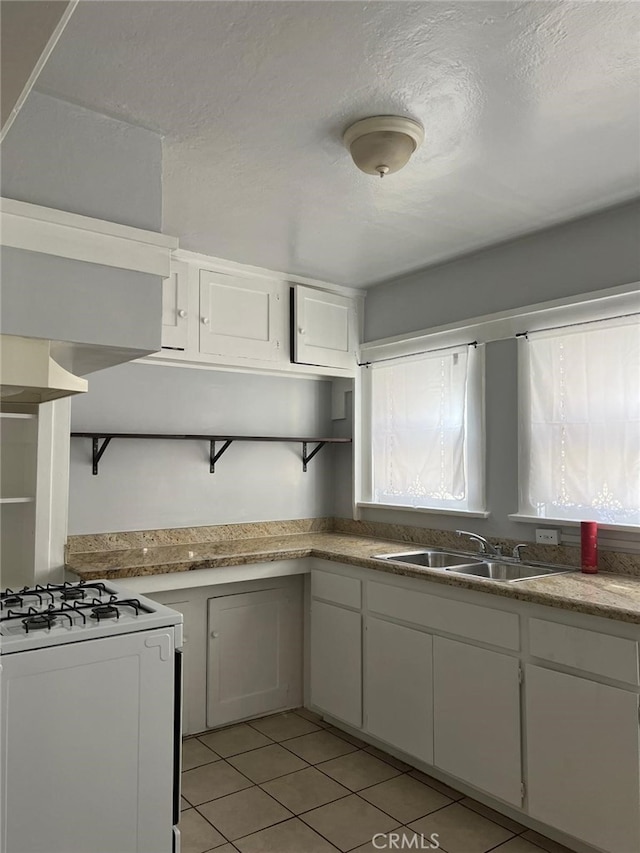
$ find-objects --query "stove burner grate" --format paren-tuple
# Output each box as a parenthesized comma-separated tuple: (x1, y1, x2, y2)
(90, 603, 120, 621)
(0, 585, 152, 633)
(60, 587, 86, 601)
(23, 612, 58, 631)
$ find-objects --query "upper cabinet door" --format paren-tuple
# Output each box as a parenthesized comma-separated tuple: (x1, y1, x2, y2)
(199, 270, 286, 362)
(161, 260, 189, 350)
(293, 285, 356, 369)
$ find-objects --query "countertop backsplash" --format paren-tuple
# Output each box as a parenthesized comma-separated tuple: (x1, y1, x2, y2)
(66, 516, 640, 578)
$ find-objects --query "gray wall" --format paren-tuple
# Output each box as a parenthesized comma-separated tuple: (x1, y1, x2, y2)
(1, 90, 162, 230)
(0, 91, 164, 354)
(69, 363, 334, 533)
(365, 200, 640, 341)
(1, 248, 161, 351)
(355, 200, 640, 544)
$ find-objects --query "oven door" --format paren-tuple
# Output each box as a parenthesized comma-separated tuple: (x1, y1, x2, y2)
(0, 628, 177, 853)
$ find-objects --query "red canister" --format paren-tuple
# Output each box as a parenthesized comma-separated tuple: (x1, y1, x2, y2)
(581, 521, 598, 573)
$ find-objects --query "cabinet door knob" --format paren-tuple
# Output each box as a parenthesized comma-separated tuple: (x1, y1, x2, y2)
(299, 328, 306, 335)
(202, 317, 210, 325)
(178, 309, 187, 318)
(211, 631, 219, 639)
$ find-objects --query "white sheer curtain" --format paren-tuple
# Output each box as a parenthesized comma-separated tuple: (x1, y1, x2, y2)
(371, 347, 469, 508)
(524, 316, 640, 525)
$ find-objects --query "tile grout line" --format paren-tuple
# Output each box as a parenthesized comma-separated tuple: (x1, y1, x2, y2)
(272, 736, 532, 842)
(256, 779, 353, 816)
(182, 713, 552, 852)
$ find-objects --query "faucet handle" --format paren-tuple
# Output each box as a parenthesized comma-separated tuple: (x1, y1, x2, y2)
(512, 544, 528, 561)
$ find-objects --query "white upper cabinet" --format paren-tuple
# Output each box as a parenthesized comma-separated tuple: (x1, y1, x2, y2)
(149, 254, 360, 377)
(292, 284, 357, 369)
(199, 270, 286, 362)
(161, 260, 189, 350)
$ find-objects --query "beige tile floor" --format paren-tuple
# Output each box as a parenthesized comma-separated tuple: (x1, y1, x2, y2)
(179, 709, 576, 853)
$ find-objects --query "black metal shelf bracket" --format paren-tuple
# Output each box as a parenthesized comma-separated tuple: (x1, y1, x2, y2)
(92, 437, 112, 476)
(210, 439, 233, 473)
(302, 441, 326, 473)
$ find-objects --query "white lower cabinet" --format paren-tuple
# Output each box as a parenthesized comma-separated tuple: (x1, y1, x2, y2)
(433, 636, 522, 806)
(207, 588, 296, 727)
(526, 664, 640, 853)
(365, 616, 433, 763)
(310, 599, 362, 727)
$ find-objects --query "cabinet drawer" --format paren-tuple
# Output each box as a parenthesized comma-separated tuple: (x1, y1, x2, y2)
(529, 618, 639, 685)
(311, 571, 361, 609)
(368, 581, 519, 650)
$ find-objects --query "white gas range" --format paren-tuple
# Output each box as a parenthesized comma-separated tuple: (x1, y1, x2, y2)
(0, 579, 183, 853)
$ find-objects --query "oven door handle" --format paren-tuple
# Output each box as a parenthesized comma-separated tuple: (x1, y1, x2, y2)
(172, 648, 183, 827)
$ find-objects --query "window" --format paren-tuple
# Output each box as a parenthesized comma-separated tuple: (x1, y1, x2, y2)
(364, 345, 485, 513)
(519, 316, 640, 526)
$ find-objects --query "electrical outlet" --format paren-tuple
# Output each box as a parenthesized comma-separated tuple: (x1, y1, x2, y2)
(535, 528, 561, 545)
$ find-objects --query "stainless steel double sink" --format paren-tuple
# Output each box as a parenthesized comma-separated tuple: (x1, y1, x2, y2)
(374, 549, 573, 583)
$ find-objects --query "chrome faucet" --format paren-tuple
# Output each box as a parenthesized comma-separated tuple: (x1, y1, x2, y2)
(512, 544, 529, 562)
(455, 530, 503, 557)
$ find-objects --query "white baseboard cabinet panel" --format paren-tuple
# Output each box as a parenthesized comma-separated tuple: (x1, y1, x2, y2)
(525, 664, 640, 853)
(433, 636, 522, 807)
(365, 616, 433, 764)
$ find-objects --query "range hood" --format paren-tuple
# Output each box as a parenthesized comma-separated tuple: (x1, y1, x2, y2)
(0, 334, 88, 404)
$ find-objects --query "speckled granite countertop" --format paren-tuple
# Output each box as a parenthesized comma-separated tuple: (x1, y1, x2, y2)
(66, 532, 640, 625)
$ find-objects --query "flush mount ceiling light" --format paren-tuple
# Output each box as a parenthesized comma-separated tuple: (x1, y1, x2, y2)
(343, 115, 424, 178)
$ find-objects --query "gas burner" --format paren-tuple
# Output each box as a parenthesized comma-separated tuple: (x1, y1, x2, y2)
(23, 613, 57, 632)
(90, 604, 120, 621)
(60, 588, 85, 601)
(2, 595, 23, 608)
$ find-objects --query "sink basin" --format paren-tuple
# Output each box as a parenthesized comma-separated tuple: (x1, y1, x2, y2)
(445, 561, 572, 582)
(374, 550, 573, 583)
(375, 550, 483, 568)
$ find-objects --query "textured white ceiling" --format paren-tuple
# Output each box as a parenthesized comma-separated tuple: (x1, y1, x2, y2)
(36, 1, 640, 287)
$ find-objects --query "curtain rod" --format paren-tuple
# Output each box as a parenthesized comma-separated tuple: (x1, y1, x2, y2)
(358, 340, 477, 368)
(516, 311, 640, 339)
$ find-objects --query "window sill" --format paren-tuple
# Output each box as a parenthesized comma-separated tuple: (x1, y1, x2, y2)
(357, 502, 490, 519)
(508, 514, 640, 534)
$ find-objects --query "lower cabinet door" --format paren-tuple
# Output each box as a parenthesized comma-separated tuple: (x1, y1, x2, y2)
(433, 636, 522, 805)
(310, 599, 362, 727)
(207, 589, 293, 727)
(365, 616, 433, 763)
(526, 664, 640, 853)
